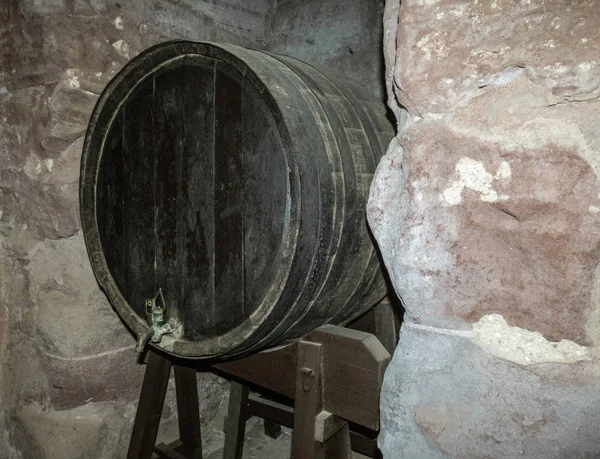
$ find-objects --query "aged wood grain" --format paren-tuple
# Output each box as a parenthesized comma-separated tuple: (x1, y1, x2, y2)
(213, 63, 244, 337)
(180, 60, 216, 341)
(215, 325, 389, 430)
(122, 85, 156, 318)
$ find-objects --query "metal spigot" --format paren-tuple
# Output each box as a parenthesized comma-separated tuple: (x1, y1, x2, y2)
(135, 288, 176, 352)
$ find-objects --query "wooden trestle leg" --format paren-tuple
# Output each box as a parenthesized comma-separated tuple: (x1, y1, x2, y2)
(292, 340, 351, 459)
(127, 351, 203, 459)
(173, 365, 202, 458)
(222, 382, 250, 459)
(127, 351, 173, 459)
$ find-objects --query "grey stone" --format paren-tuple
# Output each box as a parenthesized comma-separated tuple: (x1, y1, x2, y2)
(266, 0, 386, 99)
(22, 0, 66, 16)
(73, 0, 107, 14)
(0, 412, 22, 459)
(370, 1, 600, 457)
(15, 401, 137, 459)
(197, 372, 229, 426)
(44, 85, 98, 145)
(26, 233, 133, 358)
(379, 324, 600, 459)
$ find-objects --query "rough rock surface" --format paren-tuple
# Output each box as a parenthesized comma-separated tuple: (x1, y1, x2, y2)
(370, 0, 600, 457)
(379, 325, 600, 459)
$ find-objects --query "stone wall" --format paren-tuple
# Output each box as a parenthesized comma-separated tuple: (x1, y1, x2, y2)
(265, 0, 387, 99)
(369, 0, 600, 457)
(0, 1, 272, 457)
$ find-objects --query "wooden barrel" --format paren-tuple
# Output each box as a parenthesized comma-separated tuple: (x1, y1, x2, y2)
(80, 41, 394, 360)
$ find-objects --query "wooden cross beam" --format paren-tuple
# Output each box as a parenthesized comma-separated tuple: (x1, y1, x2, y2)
(215, 325, 390, 431)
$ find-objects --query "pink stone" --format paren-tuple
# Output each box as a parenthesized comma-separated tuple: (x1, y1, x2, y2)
(372, 0, 600, 457)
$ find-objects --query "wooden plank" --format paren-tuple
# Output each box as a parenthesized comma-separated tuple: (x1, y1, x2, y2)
(213, 63, 245, 337)
(174, 365, 202, 458)
(127, 351, 172, 459)
(314, 411, 347, 443)
(247, 394, 293, 426)
(96, 111, 126, 295)
(240, 78, 289, 316)
(348, 431, 381, 458)
(153, 68, 184, 328)
(273, 57, 366, 331)
(180, 60, 216, 341)
(216, 326, 388, 431)
(350, 299, 399, 355)
(311, 326, 390, 431)
(155, 441, 187, 459)
(243, 390, 380, 457)
(373, 301, 397, 355)
(222, 381, 249, 459)
(291, 341, 322, 459)
(122, 83, 156, 317)
(214, 344, 297, 398)
(320, 423, 352, 459)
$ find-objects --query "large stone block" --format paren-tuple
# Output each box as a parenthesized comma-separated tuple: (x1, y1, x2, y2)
(370, 0, 600, 457)
(15, 401, 137, 459)
(391, 0, 600, 117)
(379, 324, 600, 458)
(370, 117, 600, 344)
(44, 85, 97, 146)
(0, 412, 22, 459)
(1, 87, 82, 240)
(26, 233, 133, 358)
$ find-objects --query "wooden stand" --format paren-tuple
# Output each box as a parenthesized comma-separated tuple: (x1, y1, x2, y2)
(126, 304, 395, 459)
(127, 351, 203, 459)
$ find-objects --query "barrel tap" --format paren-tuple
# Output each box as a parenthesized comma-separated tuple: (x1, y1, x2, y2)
(135, 288, 176, 352)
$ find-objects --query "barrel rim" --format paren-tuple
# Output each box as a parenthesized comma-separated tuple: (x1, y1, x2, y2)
(80, 40, 300, 358)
